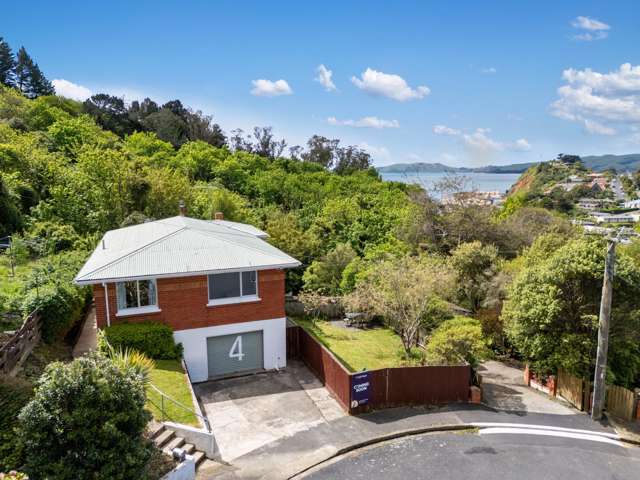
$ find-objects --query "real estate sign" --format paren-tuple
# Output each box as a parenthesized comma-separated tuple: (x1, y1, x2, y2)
(351, 371, 371, 408)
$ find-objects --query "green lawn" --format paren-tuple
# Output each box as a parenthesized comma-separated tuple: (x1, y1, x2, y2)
(147, 359, 199, 427)
(294, 317, 423, 372)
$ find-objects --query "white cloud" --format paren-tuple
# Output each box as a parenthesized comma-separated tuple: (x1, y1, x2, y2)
(52, 79, 92, 100)
(433, 124, 461, 136)
(481, 67, 497, 74)
(358, 142, 390, 160)
(433, 125, 531, 152)
(327, 116, 399, 129)
(571, 16, 610, 41)
(551, 63, 640, 136)
(351, 68, 430, 101)
(315, 64, 336, 92)
(250, 79, 293, 97)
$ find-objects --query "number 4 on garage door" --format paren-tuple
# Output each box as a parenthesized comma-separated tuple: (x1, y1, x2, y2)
(229, 335, 245, 361)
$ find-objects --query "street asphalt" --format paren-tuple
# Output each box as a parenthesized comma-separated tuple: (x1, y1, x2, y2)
(303, 429, 640, 480)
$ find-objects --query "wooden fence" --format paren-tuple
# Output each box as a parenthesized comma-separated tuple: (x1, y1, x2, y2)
(0, 311, 41, 375)
(556, 368, 639, 421)
(286, 324, 471, 414)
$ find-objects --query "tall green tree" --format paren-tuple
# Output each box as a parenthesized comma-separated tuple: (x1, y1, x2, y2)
(13, 47, 53, 98)
(502, 236, 640, 385)
(0, 37, 15, 87)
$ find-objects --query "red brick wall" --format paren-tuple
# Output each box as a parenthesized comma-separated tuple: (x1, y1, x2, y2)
(92, 269, 286, 331)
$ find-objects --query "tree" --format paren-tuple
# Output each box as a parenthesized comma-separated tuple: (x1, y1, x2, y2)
(334, 145, 372, 174)
(302, 135, 339, 168)
(424, 317, 489, 367)
(346, 255, 455, 355)
(13, 47, 33, 96)
(302, 243, 356, 295)
(450, 241, 500, 312)
(229, 128, 253, 152)
(83, 94, 140, 136)
(184, 109, 226, 147)
(13, 47, 53, 98)
(143, 109, 188, 147)
(18, 354, 153, 479)
(502, 236, 640, 384)
(0, 37, 15, 87)
(252, 126, 286, 159)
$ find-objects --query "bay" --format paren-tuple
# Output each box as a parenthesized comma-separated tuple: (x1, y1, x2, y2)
(380, 171, 521, 195)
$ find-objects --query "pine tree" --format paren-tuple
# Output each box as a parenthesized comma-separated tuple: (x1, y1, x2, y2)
(30, 61, 54, 97)
(0, 37, 15, 87)
(14, 46, 53, 98)
(14, 46, 34, 95)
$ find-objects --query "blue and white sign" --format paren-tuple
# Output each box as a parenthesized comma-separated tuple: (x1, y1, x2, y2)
(351, 371, 371, 408)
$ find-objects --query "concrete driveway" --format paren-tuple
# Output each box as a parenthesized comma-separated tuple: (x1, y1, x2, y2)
(193, 360, 345, 462)
(478, 360, 575, 415)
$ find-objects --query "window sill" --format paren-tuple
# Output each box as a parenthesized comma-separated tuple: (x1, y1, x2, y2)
(115, 306, 161, 317)
(207, 296, 261, 307)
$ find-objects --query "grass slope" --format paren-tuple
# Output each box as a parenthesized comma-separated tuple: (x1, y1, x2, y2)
(147, 359, 199, 426)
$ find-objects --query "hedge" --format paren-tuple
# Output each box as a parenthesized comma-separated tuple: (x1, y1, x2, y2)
(103, 322, 182, 359)
(0, 376, 32, 471)
(21, 282, 89, 343)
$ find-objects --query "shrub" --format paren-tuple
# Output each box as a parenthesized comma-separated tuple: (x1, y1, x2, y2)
(424, 317, 490, 368)
(18, 355, 153, 480)
(21, 283, 85, 343)
(103, 322, 182, 359)
(0, 376, 32, 471)
(20, 251, 91, 343)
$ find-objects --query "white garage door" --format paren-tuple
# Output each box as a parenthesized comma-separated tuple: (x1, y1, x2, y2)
(207, 331, 264, 378)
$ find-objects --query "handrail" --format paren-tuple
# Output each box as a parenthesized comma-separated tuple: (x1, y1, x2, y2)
(148, 383, 211, 432)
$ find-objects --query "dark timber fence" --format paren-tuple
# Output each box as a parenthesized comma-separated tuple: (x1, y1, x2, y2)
(286, 324, 471, 414)
(0, 311, 41, 375)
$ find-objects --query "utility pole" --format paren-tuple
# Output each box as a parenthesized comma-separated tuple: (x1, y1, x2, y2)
(591, 238, 615, 420)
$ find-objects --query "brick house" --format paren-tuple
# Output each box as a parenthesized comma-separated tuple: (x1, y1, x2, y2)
(74, 213, 300, 382)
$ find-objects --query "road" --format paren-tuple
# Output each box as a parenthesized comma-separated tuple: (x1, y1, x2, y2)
(303, 426, 640, 480)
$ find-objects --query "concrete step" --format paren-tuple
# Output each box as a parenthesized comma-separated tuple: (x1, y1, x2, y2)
(153, 429, 175, 448)
(182, 443, 196, 455)
(163, 436, 185, 455)
(193, 451, 206, 467)
(148, 422, 165, 439)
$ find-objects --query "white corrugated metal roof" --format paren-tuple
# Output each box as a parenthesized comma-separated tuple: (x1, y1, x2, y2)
(74, 216, 300, 284)
(208, 219, 268, 238)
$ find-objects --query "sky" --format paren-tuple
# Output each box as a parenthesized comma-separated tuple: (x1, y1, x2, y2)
(2, 0, 640, 167)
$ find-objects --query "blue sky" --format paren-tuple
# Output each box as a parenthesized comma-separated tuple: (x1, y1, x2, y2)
(3, 0, 640, 166)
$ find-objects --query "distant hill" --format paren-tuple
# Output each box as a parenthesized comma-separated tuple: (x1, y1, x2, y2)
(581, 154, 640, 172)
(378, 154, 640, 175)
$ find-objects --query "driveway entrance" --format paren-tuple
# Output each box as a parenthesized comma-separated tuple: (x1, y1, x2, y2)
(478, 360, 576, 414)
(193, 360, 345, 461)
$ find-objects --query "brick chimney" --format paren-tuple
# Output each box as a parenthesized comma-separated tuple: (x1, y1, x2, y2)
(179, 200, 186, 216)
(214, 211, 224, 220)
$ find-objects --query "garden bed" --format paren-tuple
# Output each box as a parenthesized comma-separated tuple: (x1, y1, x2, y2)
(147, 359, 199, 426)
(294, 317, 423, 372)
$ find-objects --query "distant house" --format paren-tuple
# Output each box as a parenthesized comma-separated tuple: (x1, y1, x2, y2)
(591, 211, 640, 224)
(588, 177, 608, 192)
(577, 198, 617, 211)
(74, 212, 300, 382)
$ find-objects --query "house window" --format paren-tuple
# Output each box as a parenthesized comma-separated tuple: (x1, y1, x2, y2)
(116, 279, 157, 313)
(208, 271, 258, 304)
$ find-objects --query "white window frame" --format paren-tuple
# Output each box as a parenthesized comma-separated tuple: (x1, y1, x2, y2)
(115, 278, 161, 316)
(207, 270, 260, 306)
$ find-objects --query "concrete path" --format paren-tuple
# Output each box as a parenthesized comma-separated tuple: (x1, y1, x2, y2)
(478, 360, 575, 415)
(72, 306, 97, 358)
